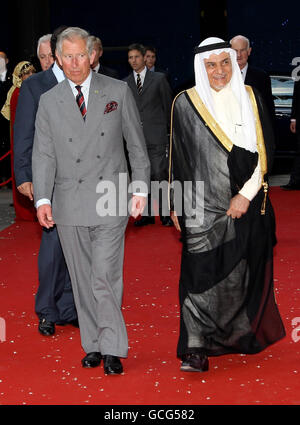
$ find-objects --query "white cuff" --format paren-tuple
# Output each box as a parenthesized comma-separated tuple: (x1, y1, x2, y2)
(36, 198, 51, 209)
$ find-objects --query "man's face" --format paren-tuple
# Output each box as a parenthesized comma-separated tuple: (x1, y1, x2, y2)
(230, 38, 251, 70)
(57, 37, 95, 85)
(128, 49, 145, 73)
(38, 41, 54, 71)
(204, 51, 232, 91)
(144, 50, 156, 69)
(91, 43, 103, 69)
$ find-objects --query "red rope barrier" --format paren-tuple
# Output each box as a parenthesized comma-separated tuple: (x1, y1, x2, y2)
(0, 149, 12, 187)
(0, 149, 11, 162)
(0, 177, 12, 187)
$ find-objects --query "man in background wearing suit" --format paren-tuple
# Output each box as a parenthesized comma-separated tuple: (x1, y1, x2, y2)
(125, 43, 173, 227)
(14, 26, 78, 337)
(89, 36, 119, 79)
(32, 27, 150, 374)
(230, 35, 275, 121)
(281, 80, 300, 190)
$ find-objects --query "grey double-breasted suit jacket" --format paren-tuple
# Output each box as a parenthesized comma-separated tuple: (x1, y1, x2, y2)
(32, 72, 150, 226)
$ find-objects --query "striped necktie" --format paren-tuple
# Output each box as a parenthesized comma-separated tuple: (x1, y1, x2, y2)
(136, 73, 142, 95)
(75, 85, 87, 120)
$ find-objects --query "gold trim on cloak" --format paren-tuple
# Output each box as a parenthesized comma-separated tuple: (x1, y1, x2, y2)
(183, 86, 269, 214)
(168, 86, 269, 214)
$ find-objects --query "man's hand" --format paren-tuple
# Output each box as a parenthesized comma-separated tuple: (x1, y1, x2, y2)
(226, 193, 250, 219)
(17, 182, 34, 200)
(171, 210, 181, 231)
(130, 195, 147, 219)
(290, 120, 296, 134)
(36, 204, 55, 229)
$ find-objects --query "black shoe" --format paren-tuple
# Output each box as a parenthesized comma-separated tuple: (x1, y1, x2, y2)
(160, 216, 174, 226)
(81, 352, 102, 368)
(280, 183, 300, 190)
(134, 216, 155, 227)
(55, 319, 79, 327)
(180, 353, 209, 372)
(38, 318, 55, 336)
(103, 355, 123, 375)
(69, 319, 79, 328)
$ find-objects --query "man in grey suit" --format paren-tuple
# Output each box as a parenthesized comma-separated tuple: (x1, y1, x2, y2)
(124, 43, 173, 227)
(14, 26, 78, 337)
(32, 27, 150, 375)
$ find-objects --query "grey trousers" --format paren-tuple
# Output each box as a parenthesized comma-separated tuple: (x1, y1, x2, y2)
(57, 219, 128, 358)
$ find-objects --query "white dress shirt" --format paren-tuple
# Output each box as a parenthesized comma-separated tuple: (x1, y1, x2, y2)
(0, 70, 7, 82)
(68, 70, 92, 108)
(133, 66, 147, 85)
(240, 63, 248, 82)
(52, 61, 65, 83)
(92, 63, 100, 73)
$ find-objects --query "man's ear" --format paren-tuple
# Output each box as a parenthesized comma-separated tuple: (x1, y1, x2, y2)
(248, 47, 252, 57)
(90, 49, 96, 65)
(56, 50, 62, 67)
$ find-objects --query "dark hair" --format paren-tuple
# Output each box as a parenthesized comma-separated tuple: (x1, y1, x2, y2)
(128, 43, 145, 56)
(144, 46, 157, 54)
(50, 25, 68, 57)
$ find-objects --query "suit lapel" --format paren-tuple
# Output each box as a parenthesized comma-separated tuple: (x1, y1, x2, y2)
(127, 72, 138, 95)
(56, 79, 85, 153)
(83, 73, 108, 141)
(141, 69, 153, 94)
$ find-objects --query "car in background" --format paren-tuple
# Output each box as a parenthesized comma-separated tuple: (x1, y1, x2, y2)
(270, 75, 297, 173)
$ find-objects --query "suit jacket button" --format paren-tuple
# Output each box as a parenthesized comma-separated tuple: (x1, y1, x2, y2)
(99, 176, 103, 180)
(78, 179, 83, 183)
(101, 132, 104, 136)
(68, 138, 72, 142)
(76, 159, 81, 163)
(97, 155, 101, 159)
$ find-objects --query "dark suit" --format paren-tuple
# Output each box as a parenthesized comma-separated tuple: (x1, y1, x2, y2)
(244, 65, 275, 121)
(14, 66, 77, 324)
(96, 63, 119, 79)
(288, 80, 300, 185)
(124, 69, 173, 217)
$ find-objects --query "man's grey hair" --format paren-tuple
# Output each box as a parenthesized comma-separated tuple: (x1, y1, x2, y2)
(37, 34, 52, 57)
(56, 27, 94, 56)
(89, 35, 103, 50)
(230, 35, 250, 49)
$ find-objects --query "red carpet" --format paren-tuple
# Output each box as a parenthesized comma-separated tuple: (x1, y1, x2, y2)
(0, 186, 300, 405)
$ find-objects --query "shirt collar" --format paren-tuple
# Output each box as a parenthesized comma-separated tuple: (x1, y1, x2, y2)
(240, 63, 248, 79)
(134, 66, 147, 78)
(52, 61, 65, 83)
(92, 62, 100, 73)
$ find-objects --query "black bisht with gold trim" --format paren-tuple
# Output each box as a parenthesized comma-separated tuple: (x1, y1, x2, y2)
(169, 86, 285, 357)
